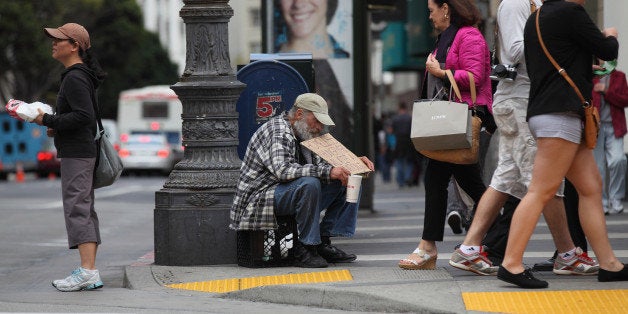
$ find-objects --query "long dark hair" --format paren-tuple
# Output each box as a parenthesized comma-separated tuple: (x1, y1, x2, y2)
(432, 0, 482, 28)
(78, 47, 107, 81)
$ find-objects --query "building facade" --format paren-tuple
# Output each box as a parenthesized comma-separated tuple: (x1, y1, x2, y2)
(136, 0, 262, 74)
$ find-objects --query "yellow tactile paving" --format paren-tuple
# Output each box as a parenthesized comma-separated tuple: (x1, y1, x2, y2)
(463, 289, 628, 314)
(166, 269, 353, 293)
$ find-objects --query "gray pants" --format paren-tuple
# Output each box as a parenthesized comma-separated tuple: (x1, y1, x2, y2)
(61, 158, 100, 249)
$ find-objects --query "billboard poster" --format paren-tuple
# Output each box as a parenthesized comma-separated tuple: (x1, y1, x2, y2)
(267, 0, 354, 146)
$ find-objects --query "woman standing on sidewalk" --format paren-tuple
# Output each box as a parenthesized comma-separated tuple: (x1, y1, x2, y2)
(398, 0, 492, 270)
(33, 22, 107, 291)
(498, 0, 628, 288)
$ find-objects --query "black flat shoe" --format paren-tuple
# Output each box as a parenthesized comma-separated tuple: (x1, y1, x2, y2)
(532, 257, 555, 272)
(293, 242, 328, 268)
(598, 264, 628, 282)
(498, 266, 548, 289)
(317, 243, 357, 263)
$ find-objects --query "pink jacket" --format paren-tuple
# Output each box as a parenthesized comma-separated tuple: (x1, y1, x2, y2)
(442, 26, 493, 112)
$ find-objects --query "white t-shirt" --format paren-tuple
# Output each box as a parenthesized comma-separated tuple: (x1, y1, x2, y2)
(493, 0, 543, 105)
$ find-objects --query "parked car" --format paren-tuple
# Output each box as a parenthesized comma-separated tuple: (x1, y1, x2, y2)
(118, 134, 176, 175)
(36, 137, 60, 178)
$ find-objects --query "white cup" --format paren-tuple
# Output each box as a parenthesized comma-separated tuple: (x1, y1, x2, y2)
(346, 174, 363, 203)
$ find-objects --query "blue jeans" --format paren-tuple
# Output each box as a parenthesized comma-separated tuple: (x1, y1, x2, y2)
(274, 177, 359, 245)
(395, 158, 413, 187)
(593, 122, 627, 205)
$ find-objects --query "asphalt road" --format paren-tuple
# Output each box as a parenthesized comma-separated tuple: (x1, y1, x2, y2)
(1, 174, 627, 313)
(0, 176, 345, 313)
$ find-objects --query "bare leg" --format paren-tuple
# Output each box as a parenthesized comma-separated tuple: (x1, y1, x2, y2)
(78, 242, 97, 270)
(418, 239, 437, 256)
(566, 145, 624, 272)
(462, 187, 508, 246)
(543, 196, 575, 253)
(502, 138, 578, 274)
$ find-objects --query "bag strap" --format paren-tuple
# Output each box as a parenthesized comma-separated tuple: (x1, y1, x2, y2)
(445, 70, 477, 105)
(91, 90, 105, 140)
(535, 7, 589, 106)
(468, 72, 476, 105)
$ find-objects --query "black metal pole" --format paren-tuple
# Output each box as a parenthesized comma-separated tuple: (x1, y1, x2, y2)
(154, 0, 246, 266)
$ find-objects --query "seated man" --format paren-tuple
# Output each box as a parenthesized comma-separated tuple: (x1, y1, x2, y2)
(230, 93, 374, 268)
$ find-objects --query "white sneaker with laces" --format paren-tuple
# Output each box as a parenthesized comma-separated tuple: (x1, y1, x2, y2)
(52, 267, 103, 292)
(553, 247, 599, 275)
(449, 247, 498, 275)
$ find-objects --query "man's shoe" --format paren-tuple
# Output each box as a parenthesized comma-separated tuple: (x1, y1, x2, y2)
(497, 266, 548, 289)
(293, 243, 328, 268)
(533, 257, 556, 271)
(449, 248, 498, 275)
(553, 247, 599, 275)
(446, 211, 463, 235)
(611, 199, 624, 214)
(317, 243, 357, 263)
(52, 267, 103, 292)
(598, 264, 628, 282)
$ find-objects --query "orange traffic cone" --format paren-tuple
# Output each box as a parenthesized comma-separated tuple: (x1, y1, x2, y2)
(15, 162, 25, 183)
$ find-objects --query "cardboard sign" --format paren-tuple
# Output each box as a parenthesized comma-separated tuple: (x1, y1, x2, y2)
(301, 133, 371, 175)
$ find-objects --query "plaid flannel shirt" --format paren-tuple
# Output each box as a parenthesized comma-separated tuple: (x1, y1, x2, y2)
(230, 115, 333, 230)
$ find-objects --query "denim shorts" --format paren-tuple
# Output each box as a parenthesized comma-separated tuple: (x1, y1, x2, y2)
(528, 112, 582, 144)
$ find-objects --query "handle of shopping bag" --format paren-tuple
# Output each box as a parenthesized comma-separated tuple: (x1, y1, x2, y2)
(445, 70, 477, 105)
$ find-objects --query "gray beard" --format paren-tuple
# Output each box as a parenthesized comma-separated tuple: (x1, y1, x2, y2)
(293, 118, 316, 141)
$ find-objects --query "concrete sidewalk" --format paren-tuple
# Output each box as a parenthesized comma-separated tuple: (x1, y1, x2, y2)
(123, 177, 628, 313)
(124, 262, 628, 313)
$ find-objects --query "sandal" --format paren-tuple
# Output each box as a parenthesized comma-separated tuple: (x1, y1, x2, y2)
(398, 248, 437, 270)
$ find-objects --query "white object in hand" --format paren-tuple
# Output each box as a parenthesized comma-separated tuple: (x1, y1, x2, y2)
(8, 100, 53, 122)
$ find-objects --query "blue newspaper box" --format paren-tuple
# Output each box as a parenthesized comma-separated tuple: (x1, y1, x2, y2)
(236, 56, 311, 159)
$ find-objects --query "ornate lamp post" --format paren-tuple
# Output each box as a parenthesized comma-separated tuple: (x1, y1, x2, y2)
(154, 0, 245, 265)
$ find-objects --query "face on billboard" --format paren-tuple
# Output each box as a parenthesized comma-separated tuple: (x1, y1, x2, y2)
(267, 0, 354, 146)
(273, 0, 350, 59)
(279, 0, 328, 40)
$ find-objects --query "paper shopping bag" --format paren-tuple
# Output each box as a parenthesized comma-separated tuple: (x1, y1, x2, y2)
(410, 99, 472, 151)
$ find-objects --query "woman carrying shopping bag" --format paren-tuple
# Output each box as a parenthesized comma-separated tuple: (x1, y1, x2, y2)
(398, 0, 494, 270)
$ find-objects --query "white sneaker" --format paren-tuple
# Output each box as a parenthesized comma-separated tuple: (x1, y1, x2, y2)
(553, 247, 599, 275)
(52, 267, 103, 292)
(611, 199, 624, 214)
(449, 248, 498, 275)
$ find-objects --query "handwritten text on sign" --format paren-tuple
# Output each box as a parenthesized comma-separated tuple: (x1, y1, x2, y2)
(301, 133, 372, 175)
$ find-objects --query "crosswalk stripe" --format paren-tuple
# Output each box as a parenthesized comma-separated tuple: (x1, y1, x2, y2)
(356, 220, 628, 231)
(374, 197, 426, 204)
(356, 250, 628, 261)
(335, 233, 628, 244)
